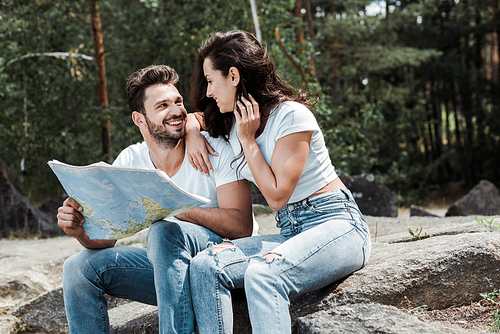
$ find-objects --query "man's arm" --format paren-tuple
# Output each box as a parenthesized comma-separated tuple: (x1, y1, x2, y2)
(174, 180, 253, 239)
(57, 197, 116, 249)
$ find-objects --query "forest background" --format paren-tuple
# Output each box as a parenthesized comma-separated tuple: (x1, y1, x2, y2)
(1, 0, 499, 208)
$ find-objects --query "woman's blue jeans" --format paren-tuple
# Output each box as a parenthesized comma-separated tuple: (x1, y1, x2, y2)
(190, 188, 371, 334)
(62, 220, 222, 334)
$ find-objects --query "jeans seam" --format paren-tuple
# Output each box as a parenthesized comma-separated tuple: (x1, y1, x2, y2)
(214, 257, 248, 334)
(215, 269, 223, 334)
(274, 225, 357, 279)
(273, 279, 281, 332)
(98, 289, 107, 334)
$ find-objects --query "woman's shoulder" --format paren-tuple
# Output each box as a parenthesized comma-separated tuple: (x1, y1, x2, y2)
(270, 100, 316, 125)
(272, 100, 311, 114)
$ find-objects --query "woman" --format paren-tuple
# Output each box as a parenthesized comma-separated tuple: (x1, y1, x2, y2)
(186, 30, 371, 334)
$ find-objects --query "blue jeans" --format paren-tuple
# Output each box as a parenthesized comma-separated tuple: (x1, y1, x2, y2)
(190, 189, 371, 334)
(62, 220, 222, 334)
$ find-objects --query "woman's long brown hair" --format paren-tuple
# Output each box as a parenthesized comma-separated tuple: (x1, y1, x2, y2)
(190, 30, 310, 140)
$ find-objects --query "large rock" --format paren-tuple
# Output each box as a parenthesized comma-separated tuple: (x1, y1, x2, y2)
(446, 179, 500, 216)
(12, 287, 67, 333)
(0, 160, 61, 238)
(109, 301, 158, 334)
(13, 287, 137, 334)
(293, 303, 468, 334)
(290, 232, 500, 313)
(410, 205, 439, 217)
(234, 231, 500, 333)
(338, 172, 398, 217)
(15, 228, 500, 334)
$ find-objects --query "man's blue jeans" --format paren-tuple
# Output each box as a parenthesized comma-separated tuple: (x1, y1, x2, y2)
(190, 189, 371, 334)
(62, 220, 222, 334)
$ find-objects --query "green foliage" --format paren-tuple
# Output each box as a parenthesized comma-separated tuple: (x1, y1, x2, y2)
(1, 0, 500, 208)
(491, 310, 500, 332)
(480, 290, 500, 331)
(408, 227, 430, 241)
(0, 0, 296, 202)
(481, 289, 500, 303)
(472, 217, 498, 232)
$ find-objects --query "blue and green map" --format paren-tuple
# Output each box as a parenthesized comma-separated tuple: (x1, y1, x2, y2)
(48, 160, 210, 239)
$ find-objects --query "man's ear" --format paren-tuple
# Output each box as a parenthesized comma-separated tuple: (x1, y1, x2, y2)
(132, 111, 145, 127)
(228, 67, 240, 87)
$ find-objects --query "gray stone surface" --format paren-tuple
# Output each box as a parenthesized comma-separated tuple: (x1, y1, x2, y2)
(446, 179, 500, 216)
(293, 303, 469, 334)
(9, 213, 500, 334)
(232, 228, 500, 333)
(289, 232, 500, 312)
(12, 288, 67, 334)
(109, 301, 158, 334)
(13, 287, 142, 334)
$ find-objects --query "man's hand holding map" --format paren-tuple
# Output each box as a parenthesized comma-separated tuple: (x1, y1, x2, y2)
(48, 160, 210, 239)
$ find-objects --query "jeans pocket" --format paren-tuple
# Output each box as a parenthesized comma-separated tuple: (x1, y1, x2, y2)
(307, 199, 348, 215)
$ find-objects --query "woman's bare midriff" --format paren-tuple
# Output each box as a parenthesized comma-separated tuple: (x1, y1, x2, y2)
(308, 177, 346, 198)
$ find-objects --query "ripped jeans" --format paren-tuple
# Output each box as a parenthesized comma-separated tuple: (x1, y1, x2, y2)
(190, 189, 371, 334)
(62, 220, 222, 334)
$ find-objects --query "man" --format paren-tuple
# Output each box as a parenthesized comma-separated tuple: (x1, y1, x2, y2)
(57, 65, 254, 334)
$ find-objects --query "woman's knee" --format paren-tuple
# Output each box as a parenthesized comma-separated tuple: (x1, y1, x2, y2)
(244, 253, 283, 288)
(191, 243, 242, 290)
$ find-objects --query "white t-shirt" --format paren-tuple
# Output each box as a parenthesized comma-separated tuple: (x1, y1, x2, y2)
(113, 132, 259, 234)
(228, 101, 337, 204)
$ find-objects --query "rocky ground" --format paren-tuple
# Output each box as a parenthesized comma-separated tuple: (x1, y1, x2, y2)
(1, 208, 499, 333)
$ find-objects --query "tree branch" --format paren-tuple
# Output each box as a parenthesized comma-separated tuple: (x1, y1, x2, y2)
(0, 52, 94, 74)
(275, 27, 308, 84)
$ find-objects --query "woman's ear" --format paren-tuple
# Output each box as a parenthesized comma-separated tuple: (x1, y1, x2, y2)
(228, 67, 240, 87)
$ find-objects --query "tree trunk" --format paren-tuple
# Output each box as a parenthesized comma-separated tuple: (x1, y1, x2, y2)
(444, 98, 452, 148)
(294, 0, 305, 46)
(420, 123, 430, 164)
(332, 0, 339, 108)
(90, 0, 111, 162)
(433, 95, 443, 158)
(302, 0, 316, 78)
(459, 0, 476, 187)
(497, 0, 500, 83)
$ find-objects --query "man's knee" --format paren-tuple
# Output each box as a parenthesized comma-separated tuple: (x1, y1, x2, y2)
(148, 221, 178, 240)
(190, 247, 217, 276)
(63, 249, 100, 289)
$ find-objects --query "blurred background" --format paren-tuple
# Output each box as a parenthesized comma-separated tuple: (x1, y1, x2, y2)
(1, 0, 499, 208)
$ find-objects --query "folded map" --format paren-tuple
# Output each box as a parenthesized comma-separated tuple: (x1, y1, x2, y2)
(48, 160, 210, 240)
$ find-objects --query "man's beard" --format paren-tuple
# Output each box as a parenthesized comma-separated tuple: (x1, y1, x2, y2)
(145, 113, 186, 149)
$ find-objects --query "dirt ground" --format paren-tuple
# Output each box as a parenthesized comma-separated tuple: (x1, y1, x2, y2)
(1, 208, 499, 333)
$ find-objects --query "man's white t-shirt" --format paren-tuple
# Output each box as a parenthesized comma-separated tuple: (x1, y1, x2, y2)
(113, 132, 259, 234)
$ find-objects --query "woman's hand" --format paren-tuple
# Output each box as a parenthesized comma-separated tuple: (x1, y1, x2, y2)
(234, 94, 261, 144)
(185, 126, 218, 175)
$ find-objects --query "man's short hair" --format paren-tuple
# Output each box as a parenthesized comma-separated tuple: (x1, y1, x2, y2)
(126, 65, 179, 115)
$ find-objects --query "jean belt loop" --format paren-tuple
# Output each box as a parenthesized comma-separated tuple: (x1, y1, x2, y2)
(340, 188, 350, 200)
